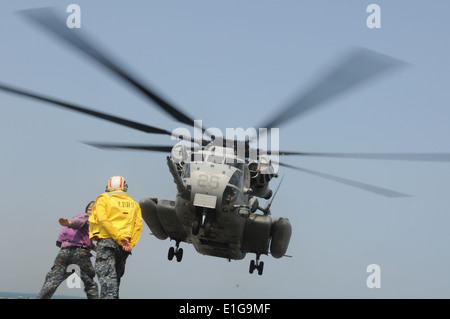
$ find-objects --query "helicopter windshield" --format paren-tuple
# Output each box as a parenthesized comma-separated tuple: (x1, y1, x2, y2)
(189, 146, 246, 170)
(205, 154, 244, 166)
(182, 163, 190, 178)
(222, 167, 249, 209)
(229, 170, 243, 189)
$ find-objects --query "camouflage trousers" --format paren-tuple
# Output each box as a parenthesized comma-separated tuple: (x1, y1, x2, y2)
(36, 247, 99, 299)
(95, 238, 130, 299)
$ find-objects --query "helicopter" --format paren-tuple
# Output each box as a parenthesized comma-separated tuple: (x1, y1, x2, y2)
(2, 8, 450, 275)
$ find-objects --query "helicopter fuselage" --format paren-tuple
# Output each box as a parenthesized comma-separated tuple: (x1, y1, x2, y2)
(140, 145, 292, 274)
(178, 160, 250, 260)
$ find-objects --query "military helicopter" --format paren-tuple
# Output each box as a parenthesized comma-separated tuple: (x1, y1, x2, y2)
(2, 8, 450, 275)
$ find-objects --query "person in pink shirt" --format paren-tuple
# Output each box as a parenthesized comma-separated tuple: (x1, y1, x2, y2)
(36, 201, 99, 299)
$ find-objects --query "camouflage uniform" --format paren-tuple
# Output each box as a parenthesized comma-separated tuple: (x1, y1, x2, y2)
(36, 247, 98, 299)
(95, 238, 130, 299)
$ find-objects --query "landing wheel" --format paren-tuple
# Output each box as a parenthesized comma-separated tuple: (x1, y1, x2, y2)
(204, 222, 212, 237)
(168, 247, 175, 261)
(192, 220, 200, 235)
(168, 240, 183, 262)
(195, 208, 214, 237)
(249, 260, 256, 274)
(176, 248, 183, 262)
(258, 261, 264, 275)
(249, 255, 264, 275)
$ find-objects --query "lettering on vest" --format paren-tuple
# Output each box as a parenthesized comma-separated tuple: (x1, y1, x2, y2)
(118, 201, 135, 208)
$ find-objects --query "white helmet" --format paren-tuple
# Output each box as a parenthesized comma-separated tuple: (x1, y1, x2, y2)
(106, 176, 128, 192)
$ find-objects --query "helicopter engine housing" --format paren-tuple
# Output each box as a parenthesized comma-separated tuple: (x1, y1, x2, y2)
(249, 156, 276, 199)
(242, 214, 291, 259)
(140, 197, 168, 240)
(270, 217, 292, 258)
(251, 181, 272, 199)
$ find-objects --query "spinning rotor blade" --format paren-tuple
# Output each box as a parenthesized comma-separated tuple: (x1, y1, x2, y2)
(20, 8, 196, 127)
(278, 162, 410, 198)
(84, 142, 174, 153)
(276, 151, 450, 162)
(259, 47, 407, 129)
(0, 82, 179, 137)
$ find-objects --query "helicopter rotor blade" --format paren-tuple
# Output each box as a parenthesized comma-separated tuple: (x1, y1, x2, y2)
(276, 151, 450, 162)
(0, 82, 193, 139)
(19, 7, 196, 127)
(259, 47, 408, 130)
(278, 162, 410, 198)
(83, 142, 175, 153)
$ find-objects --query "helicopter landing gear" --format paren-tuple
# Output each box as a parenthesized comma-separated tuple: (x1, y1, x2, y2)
(192, 219, 200, 235)
(192, 209, 213, 237)
(249, 254, 264, 275)
(204, 221, 212, 237)
(192, 220, 212, 236)
(168, 240, 183, 262)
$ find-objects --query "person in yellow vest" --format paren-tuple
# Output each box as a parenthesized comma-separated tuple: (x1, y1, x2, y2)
(89, 176, 143, 299)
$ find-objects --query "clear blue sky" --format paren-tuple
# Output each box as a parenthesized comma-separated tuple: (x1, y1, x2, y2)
(1, 1, 450, 298)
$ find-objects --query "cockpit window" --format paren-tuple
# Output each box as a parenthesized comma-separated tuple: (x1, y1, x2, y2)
(182, 163, 191, 178)
(229, 170, 243, 189)
(222, 185, 239, 207)
(228, 162, 246, 171)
